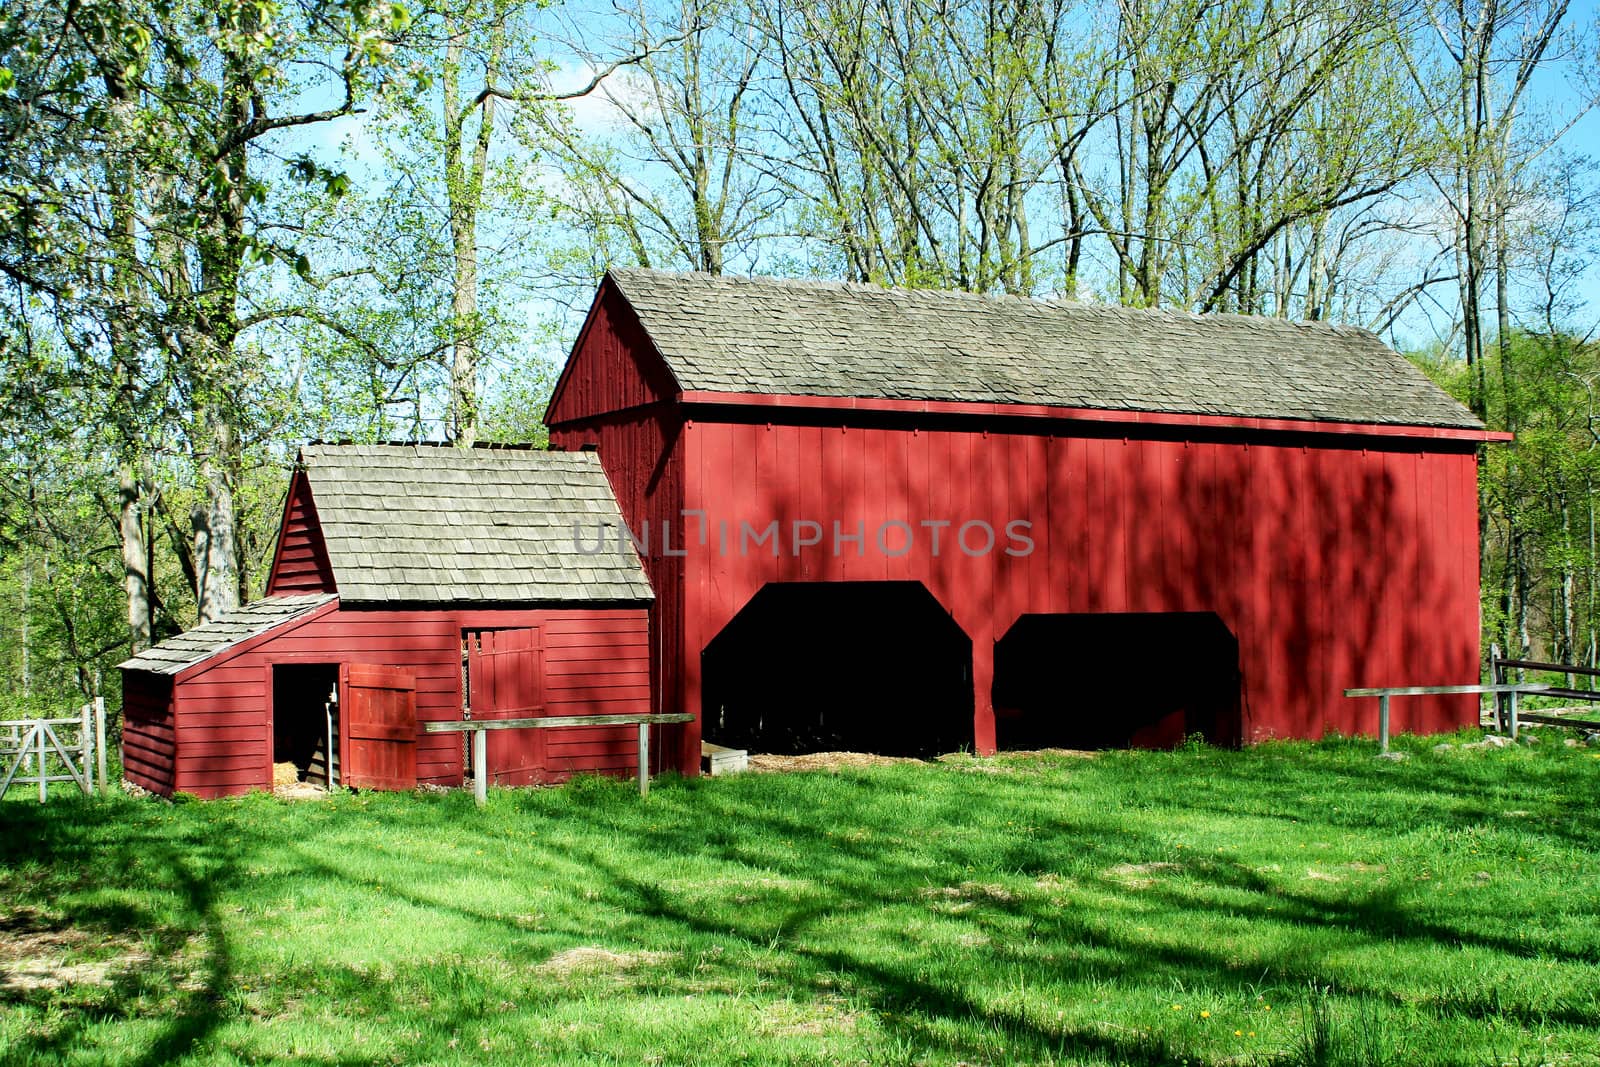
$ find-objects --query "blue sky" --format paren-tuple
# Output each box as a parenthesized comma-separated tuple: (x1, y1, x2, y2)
(277, 0, 1600, 377)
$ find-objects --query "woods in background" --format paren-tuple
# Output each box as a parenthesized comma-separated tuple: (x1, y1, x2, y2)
(0, 0, 1595, 714)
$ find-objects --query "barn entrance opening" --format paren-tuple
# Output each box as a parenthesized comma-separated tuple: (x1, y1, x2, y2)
(992, 612, 1242, 750)
(272, 663, 341, 786)
(702, 581, 973, 757)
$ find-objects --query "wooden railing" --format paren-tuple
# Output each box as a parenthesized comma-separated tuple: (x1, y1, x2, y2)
(1342, 684, 1551, 754)
(1490, 656, 1600, 730)
(424, 713, 695, 804)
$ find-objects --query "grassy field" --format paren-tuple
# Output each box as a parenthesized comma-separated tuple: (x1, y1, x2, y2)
(2, 733, 1598, 1066)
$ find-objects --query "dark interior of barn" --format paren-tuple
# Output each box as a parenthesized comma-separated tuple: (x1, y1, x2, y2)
(702, 581, 973, 757)
(272, 663, 341, 785)
(992, 612, 1242, 750)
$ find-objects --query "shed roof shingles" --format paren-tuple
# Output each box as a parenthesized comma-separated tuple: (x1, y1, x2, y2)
(299, 445, 652, 604)
(118, 594, 335, 675)
(606, 268, 1480, 430)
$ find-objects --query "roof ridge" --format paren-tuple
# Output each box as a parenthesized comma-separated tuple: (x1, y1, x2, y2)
(606, 266, 1373, 338)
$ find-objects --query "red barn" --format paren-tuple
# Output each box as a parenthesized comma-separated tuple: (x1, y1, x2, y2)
(118, 446, 653, 797)
(546, 270, 1502, 771)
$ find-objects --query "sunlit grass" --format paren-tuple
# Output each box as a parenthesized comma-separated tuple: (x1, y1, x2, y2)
(2, 731, 1598, 1065)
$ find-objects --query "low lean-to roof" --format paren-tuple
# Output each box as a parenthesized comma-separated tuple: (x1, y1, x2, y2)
(605, 268, 1482, 430)
(298, 445, 653, 604)
(118, 594, 335, 675)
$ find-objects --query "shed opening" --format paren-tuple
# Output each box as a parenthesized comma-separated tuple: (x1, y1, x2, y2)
(702, 581, 972, 756)
(992, 612, 1242, 750)
(272, 663, 341, 786)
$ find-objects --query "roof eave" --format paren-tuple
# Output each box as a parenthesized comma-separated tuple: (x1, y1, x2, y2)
(675, 389, 1501, 443)
(117, 595, 341, 681)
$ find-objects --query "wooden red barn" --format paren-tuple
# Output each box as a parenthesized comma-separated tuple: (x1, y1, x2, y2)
(118, 446, 653, 798)
(546, 269, 1504, 771)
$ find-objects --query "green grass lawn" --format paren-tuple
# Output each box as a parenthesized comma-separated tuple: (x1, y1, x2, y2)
(2, 733, 1598, 1066)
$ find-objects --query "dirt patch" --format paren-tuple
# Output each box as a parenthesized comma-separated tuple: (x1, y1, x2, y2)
(535, 946, 673, 978)
(746, 748, 1098, 773)
(759, 995, 861, 1037)
(273, 780, 328, 801)
(746, 752, 925, 773)
(1105, 862, 1182, 888)
(919, 881, 1017, 906)
(0, 910, 149, 992)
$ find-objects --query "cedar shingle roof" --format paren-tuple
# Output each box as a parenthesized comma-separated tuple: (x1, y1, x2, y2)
(118, 594, 334, 675)
(298, 445, 652, 604)
(606, 269, 1481, 429)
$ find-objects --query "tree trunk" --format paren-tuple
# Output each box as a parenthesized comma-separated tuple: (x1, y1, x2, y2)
(193, 411, 239, 623)
(120, 464, 152, 652)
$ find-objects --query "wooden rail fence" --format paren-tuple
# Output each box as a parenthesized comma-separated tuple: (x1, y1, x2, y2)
(1, 698, 107, 802)
(1342, 684, 1551, 754)
(424, 713, 695, 805)
(1490, 654, 1600, 732)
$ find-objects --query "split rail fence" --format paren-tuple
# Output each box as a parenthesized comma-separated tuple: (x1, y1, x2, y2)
(1, 698, 108, 802)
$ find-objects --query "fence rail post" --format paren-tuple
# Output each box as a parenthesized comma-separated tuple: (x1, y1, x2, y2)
(80, 704, 93, 795)
(472, 727, 487, 807)
(94, 697, 106, 793)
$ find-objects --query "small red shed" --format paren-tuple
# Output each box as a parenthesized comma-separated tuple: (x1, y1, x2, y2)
(546, 270, 1505, 769)
(119, 445, 653, 798)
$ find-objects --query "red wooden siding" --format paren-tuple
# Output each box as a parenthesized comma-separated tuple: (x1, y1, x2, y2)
(546, 280, 681, 424)
(549, 288, 687, 772)
(675, 419, 1481, 761)
(157, 606, 650, 798)
(265, 472, 336, 595)
(121, 672, 176, 795)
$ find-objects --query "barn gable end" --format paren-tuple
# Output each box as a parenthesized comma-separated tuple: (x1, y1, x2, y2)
(265, 471, 337, 596)
(546, 277, 682, 427)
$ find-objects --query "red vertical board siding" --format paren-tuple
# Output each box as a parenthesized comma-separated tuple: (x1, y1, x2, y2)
(548, 287, 688, 773)
(265, 472, 337, 596)
(669, 420, 1482, 759)
(121, 672, 176, 795)
(145, 605, 650, 798)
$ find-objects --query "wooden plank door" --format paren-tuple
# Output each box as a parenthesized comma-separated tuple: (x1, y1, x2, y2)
(465, 628, 544, 785)
(341, 664, 417, 790)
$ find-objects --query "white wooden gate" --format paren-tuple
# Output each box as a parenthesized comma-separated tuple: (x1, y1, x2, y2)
(0, 699, 107, 802)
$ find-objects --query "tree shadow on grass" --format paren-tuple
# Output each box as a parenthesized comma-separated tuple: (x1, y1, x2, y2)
(0, 796, 239, 1067)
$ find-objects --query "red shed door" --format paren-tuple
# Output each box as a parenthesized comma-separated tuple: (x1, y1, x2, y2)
(465, 628, 545, 785)
(341, 664, 417, 790)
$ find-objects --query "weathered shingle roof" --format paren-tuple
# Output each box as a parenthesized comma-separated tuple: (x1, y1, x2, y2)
(118, 594, 334, 675)
(299, 445, 653, 604)
(606, 269, 1481, 429)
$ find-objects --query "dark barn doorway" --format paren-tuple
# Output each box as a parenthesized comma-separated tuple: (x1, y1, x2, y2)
(702, 581, 973, 757)
(272, 663, 341, 786)
(992, 612, 1241, 750)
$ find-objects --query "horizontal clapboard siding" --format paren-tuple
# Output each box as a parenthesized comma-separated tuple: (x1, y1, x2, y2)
(121, 673, 176, 795)
(162, 605, 651, 797)
(265, 472, 337, 595)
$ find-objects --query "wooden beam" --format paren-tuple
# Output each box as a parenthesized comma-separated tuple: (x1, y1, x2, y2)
(423, 713, 694, 733)
(1343, 684, 1552, 697)
(1515, 711, 1600, 729)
